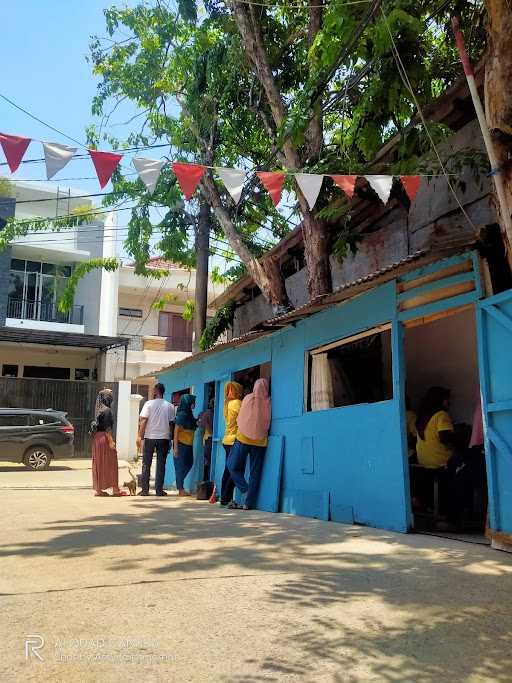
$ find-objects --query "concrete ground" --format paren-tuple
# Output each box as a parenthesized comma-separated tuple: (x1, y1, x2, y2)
(1, 475, 512, 681)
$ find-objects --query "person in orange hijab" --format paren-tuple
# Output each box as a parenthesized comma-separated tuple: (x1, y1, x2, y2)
(220, 381, 244, 505)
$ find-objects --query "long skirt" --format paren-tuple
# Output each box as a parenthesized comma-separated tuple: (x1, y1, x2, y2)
(92, 432, 119, 491)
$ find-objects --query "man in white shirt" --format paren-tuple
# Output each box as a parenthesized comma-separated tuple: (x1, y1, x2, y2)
(137, 383, 175, 496)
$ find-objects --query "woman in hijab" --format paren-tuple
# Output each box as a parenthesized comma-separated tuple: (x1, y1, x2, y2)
(220, 381, 244, 506)
(173, 394, 197, 496)
(228, 378, 271, 510)
(91, 389, 126, 497)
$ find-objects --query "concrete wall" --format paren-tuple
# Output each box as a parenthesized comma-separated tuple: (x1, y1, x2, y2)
(404, 308, 480, 424)
(0, 198, 15, 326)
(159, 279, 411, 533)
(0, 343, 99, 379)
(232, 120, 495, 337)
(74, 221, 106, 335)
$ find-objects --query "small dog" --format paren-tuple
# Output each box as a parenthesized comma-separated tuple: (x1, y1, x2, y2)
(123, 468, 137, 496)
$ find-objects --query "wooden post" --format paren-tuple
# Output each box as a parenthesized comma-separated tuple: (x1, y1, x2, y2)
(451, 16, 512, 258)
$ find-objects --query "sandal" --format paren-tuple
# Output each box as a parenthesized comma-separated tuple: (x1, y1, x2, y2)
(94, 491, 109, 497)
(227, 501, 243, 509)
(111, 490, 128, 497)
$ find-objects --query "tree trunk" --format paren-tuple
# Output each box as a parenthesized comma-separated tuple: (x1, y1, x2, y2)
(229, 0, 332, 300)
(193, 200, 211, 352)
(305, 0, 324, 162)
(485, 0, 512, 248)
(200, 172, 290, 311)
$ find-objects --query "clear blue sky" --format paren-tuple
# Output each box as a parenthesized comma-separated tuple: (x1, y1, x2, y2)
(0, 0, 125, 196)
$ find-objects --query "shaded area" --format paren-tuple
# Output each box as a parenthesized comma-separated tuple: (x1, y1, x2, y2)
(2, 495, 512, 681)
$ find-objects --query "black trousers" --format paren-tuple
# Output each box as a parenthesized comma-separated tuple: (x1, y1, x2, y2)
(220, 444, 235, 504)
(203, 437, 213, 481)
(141, 438, 169, 494)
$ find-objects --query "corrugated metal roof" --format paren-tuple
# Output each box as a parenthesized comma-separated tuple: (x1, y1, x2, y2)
(149, 244, 476, 378)
(0, 327, 129, 350)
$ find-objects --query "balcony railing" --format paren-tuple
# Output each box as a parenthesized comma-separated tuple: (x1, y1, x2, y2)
(7, 298, 84, 325)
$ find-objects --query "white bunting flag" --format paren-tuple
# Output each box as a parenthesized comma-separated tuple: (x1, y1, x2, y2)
(364, 175, 394, 204)
(295, 173, 324, 210)
(216, 167, 246, 205)
(42, 142, 77, 180)
(133, 157, 166, 194)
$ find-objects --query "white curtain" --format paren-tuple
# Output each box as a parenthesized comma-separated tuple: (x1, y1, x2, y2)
(311, 353, 334, 411)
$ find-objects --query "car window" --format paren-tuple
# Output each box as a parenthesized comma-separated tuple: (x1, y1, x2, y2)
(28, 414, 60, 426)
(0, 414, 28, 427)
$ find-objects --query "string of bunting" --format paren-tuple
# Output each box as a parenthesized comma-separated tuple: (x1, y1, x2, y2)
(0, 130, 423, 207)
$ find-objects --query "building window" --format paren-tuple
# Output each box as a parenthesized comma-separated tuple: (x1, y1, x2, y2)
(74, 369, 90, 381)
(119, 307, 143, 318)
(23, 366, 70, 380)
(8, 259, 73, 323)
(306, 325, 393, 412)
(2, 364, 18, 377)
(158, 312, 193, 352)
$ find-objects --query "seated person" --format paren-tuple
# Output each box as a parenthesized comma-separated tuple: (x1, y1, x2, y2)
(416, 386, 455, 469)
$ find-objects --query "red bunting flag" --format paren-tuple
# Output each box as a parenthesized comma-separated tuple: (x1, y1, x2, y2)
(172, 162, 206, 200)
(400, 176, 421, 203)
(330, 175, 357, 199)
(89, 149, 123, 189)
(256, 171, 286, 206)
(0, 133, 31, 173)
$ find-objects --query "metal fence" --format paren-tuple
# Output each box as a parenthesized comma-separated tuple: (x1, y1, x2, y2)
(7, 298, 84, 325)
(0, 377, 118, 457)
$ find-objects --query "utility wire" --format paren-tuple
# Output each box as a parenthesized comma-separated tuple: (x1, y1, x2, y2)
(380, 7, 477, 233)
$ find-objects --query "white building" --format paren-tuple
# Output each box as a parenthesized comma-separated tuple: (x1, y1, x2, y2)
(105, 257, 219, 389)
(0, 181, 222, 387)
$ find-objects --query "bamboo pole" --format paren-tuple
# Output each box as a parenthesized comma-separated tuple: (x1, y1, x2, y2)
(451, 16, 512, 254)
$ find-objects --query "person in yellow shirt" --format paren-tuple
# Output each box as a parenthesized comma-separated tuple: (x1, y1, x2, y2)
(228, 378, 271, 510)
(220, 381, 243, 506)
(416, 387, 455, 469)
(173, 394, 197, 496)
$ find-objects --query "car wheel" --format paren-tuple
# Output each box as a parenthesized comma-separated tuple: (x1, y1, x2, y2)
(24, 447, 52, 471)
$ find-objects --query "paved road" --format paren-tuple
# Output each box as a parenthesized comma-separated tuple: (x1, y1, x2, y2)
(2, 487, 512, 682)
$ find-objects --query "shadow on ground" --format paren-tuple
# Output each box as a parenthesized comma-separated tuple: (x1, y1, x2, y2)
(3, 498, 512, 682)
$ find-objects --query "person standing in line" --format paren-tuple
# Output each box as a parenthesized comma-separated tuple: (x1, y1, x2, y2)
(220, 381, 243, 506)
(228, 378, 271, 510)
(174, 394, 197, 496)
(137, 383, 175, 497)
(91, 388, 127, 497)
(198, 398, 215, 480)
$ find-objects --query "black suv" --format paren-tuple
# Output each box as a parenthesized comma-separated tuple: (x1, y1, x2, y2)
(0, 409, 74, 470)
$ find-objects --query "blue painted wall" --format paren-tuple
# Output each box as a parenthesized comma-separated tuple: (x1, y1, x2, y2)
(160, 279, 410, 532)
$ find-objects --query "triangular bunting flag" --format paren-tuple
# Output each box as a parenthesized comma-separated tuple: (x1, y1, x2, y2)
(400, 175, 421, 203)
(295, 173, 324, 210)
(0, 133, 31, 173)
(43, 142, 77, 180)
(89, 149, 123, 189)
(330, 175, 357, 200)
(172, 162, 206, 200)
(256, 171, 286, 206)
(364, 175, 394, 204)
(216, 167, 246, 205)
(133, 157, 166, 194)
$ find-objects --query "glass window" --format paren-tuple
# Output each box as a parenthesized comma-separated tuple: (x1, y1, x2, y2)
(2, 365, 18, 377)
(74, 369, 90, 380)
(28, 413, 60, 426)
(42, 263, 56, 275)
(10, 258, 25, 272)
(119, 307, 143, 318)
(0, 414, 28, 427)
(306, 327, 393, 412)
(26, 261, 41, 273)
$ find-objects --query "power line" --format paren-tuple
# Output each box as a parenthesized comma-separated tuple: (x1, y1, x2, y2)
(0, 92, 85, 147)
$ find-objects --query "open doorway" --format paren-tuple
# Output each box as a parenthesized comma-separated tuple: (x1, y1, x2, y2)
(234, 361, 272, 397)
(201, 381, 216, 481)
(404, 307, 489, 543)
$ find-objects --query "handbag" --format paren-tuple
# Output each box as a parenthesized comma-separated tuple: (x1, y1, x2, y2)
(196, 481, 214, 500)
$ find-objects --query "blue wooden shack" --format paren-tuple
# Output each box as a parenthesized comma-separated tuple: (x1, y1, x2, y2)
(158, 245, 512, 541)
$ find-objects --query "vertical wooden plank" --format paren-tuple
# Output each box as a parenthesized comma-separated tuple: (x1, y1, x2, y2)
(476, 305, 500, 530)
(391, 316, 413, 530)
